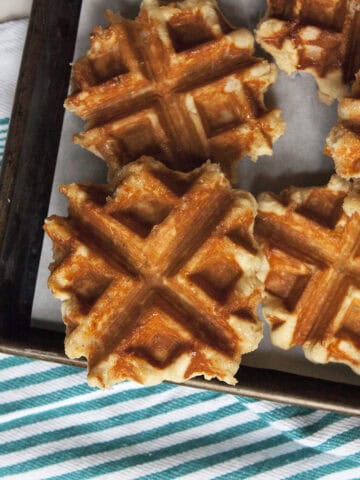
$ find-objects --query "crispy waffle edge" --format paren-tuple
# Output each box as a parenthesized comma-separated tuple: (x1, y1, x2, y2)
(44, 156, 268, 387)
(255, 174, 360, 375)
(64, 0, 285, 181)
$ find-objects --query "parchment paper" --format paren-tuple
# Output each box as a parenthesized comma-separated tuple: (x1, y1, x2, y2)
(31, 0, 360, 387)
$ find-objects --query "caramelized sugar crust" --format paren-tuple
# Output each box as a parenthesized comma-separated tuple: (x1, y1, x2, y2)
(45, 157, 267, 387)
(65, 0, 285, 180)
(256, 0, 360, 103)
(325, 71, 360, 178)
(256, 175, 360, 374)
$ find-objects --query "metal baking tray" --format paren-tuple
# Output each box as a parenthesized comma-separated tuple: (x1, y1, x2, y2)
(0, 0, 359, 416)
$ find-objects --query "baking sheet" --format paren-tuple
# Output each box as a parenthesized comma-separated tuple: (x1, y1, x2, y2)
(31, 0, 360, 387)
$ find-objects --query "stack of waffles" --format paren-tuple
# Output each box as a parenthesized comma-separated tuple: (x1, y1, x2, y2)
(46, 0, 360, 388)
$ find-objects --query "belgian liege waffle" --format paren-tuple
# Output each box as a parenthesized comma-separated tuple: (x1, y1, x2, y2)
(65, 0, 285, 180)
(256, 0, 360, 103)
(45, 157, 267, 387)
(255, 175, 360, 374)
(325, 71, 360, 178)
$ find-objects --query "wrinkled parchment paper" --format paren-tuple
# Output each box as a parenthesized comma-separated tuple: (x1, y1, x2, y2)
(31, 0, 360, 386)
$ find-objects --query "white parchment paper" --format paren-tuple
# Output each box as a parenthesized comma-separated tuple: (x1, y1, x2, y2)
(31, 0, 360, 387)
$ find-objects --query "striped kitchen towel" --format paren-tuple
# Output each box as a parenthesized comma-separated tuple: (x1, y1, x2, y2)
(0, 19, 28, 119)
(0, 352, 359, 480)
(0, 117, 9, 164)
(0, 18, 28, 166)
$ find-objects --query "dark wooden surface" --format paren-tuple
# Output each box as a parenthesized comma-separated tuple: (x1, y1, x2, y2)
(0, 0, 82, 337)
(0, 0, 358, 416)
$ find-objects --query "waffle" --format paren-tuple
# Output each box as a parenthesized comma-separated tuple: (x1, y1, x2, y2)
(45, 157, 267, 387)
(325, 71, 360, 178)
(64, 0, 285, 180)
(255, 175, 360, 374)
(256, 0, 360, 103)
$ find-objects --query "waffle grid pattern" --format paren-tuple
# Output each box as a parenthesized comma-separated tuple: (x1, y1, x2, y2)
(65, 0, 284, 178)
(46, 158, 265, 387)
(256, 176, 360, 374)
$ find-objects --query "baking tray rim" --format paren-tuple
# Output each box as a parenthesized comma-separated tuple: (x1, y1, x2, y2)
(0, 0, 358, 417)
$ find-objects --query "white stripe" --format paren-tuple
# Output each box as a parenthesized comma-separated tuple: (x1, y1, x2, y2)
(234, 402, 349, 453)
(0, 384, 192, 443)
(1, 378, 145, 423)
(329, 438, 360, 457)
(4, 407, 262, 480)
(178, 411, 334, 480)
(116, 428, 300, 480)
(249, 449, 341, 480)
(245, 399, 291, 415)
(0, 371, 86, 406)
(272, 417, 358, 450)
(0, 360, 60, 384)
(0, 386, 213, 446)
(320, 466, 360, 480)
(0, 393, 237, 467)
(271, 414, 354, 436)
(269, 410, 331, 437)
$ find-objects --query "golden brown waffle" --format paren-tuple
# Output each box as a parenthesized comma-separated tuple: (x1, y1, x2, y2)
(45, 157, 267, 387)
(255, 175, 360, 374)
(256, 0, 360, 103)
(65, 0, 285, 180)
(325, 71, 360, 178)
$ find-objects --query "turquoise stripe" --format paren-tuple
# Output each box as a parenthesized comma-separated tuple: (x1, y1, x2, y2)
(284, 415, 355, 450)
(193, 446, 312, 480)
(1, 382, 92, 415)
(215, 427, 360, 480)
(0, 397, 244, 476)
(138, 418, 358, 480)
(287, 457, 360, 480)
(0, 383, 174, 433)
(220, 448, 319, 480)
(0, 117, 8, 163)
(141, 413, 344, 480)
(250, 404, 325, 425)
(0, 390, 221, 455)
(48, 417, 268, 480)
(46, 405, 315, 480)
(49, 425, 292, 479)
(248, 408, 344, 446)
(0, 356, 33, 370)
(0, 365, 80, 393)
